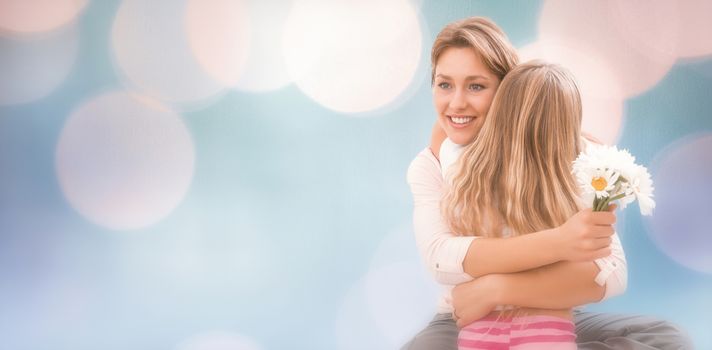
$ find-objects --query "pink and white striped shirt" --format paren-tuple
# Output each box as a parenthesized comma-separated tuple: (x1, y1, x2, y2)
(458, 313, 577, 350)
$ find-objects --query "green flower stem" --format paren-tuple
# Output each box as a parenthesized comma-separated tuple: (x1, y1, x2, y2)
(596, 197, 609, 211)
(595, 197, 607, 211)
(609, 193, 627, 201)
(593, 193, 629, 211)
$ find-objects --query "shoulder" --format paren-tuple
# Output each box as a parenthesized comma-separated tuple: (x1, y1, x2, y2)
(407, 148, 442, 185)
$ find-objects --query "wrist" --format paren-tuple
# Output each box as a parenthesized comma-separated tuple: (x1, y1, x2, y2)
(542, 227, 565, 261)
(480, 274, 505, 307)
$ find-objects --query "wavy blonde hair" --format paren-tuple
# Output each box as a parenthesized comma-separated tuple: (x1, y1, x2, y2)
(443, 61, 583, 237)
(431, 17, 519, 84)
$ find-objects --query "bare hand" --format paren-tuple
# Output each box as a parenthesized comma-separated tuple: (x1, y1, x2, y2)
(451, 276, 497, 328)
(556, 205, 617, 262)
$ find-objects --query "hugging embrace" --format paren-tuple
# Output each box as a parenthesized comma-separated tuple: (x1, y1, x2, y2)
(403, 17, 691, 350)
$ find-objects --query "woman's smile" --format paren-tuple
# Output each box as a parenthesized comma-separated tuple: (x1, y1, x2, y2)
(447, 115, 476, 128)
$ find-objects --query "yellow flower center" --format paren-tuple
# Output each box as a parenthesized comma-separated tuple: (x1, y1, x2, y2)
(591, 177, 608, 191)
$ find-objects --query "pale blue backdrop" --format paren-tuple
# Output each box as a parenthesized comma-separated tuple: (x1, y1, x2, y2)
(1, 1, 711, 349)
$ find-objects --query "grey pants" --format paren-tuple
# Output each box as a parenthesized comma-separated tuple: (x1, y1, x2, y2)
(401, 311, 694, 350)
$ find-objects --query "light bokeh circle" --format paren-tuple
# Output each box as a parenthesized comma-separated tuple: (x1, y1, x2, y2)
(0, 25, 78, 105)
(176, 331, 262, 350)
(363, 261, 438, 347)
(283, 0, 422, 114)
(519, 41, 624, 144)
(645, 133, 712, 274)
(605, 1, 712, 59)
(336, 261, 436, 350)
(674, 0, 712, 58)
(231, 0, 294, 92)
(607, 1, 680, 62)
(335, 276, 390, 350)
(539, 0, 677, 98)
(185, 0, 251, 87)
(56, 91, 195, 230)
(111, 0, 226, 106)
(0, 0, 88, 33)
(335, 224, 438, 348)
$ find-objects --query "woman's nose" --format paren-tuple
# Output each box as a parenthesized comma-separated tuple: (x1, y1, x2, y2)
(449, 89, 467, 110)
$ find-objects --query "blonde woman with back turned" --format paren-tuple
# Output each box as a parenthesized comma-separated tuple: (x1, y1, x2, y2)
(443, 60, 587, 349)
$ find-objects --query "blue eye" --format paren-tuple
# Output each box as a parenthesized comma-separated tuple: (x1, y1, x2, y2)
(469, 84, 484, 91)
(437, 82, 451, 89)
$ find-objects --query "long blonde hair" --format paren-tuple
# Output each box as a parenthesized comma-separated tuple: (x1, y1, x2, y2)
(431, 17, 519, 84)
(443, 61, 583, 237)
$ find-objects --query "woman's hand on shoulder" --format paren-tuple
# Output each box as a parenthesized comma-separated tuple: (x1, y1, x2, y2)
(581, 131, 603, 145)
(430, 120, 447, 160)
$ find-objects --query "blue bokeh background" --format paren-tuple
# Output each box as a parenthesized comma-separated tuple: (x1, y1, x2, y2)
(1, 1, 711, 349)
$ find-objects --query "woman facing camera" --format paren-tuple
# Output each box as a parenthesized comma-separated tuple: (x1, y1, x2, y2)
(403, 16, 692, 350)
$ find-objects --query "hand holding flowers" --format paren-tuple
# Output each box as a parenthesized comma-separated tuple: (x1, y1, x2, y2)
(573, 144, 655, 215)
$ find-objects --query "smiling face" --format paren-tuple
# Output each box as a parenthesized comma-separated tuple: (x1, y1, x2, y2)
(432, 47, 501, 145)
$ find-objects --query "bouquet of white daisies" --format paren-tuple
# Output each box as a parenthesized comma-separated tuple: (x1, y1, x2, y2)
(573, 144, 655, 215)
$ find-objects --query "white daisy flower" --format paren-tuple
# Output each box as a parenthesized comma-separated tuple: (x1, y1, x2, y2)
(627, 163, 656, 215)
(572, 143, 655, 215)
(576, 167, 619, 199)
(617, 182, 636, 210)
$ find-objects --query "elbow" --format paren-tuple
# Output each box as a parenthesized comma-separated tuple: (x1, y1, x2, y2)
(419, 239, 474, 285)
(614, 266, 629, 295)
(610, 254, 629, 297)
(594, 242, 628, 301)
(424, 247, 473, 285)
(430, 269, 473, 285)
(601, 264, 628, 300)
(603, 233, 628, 298)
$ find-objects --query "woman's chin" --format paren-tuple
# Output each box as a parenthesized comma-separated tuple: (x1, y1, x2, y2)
(447, 132, 476, 146)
